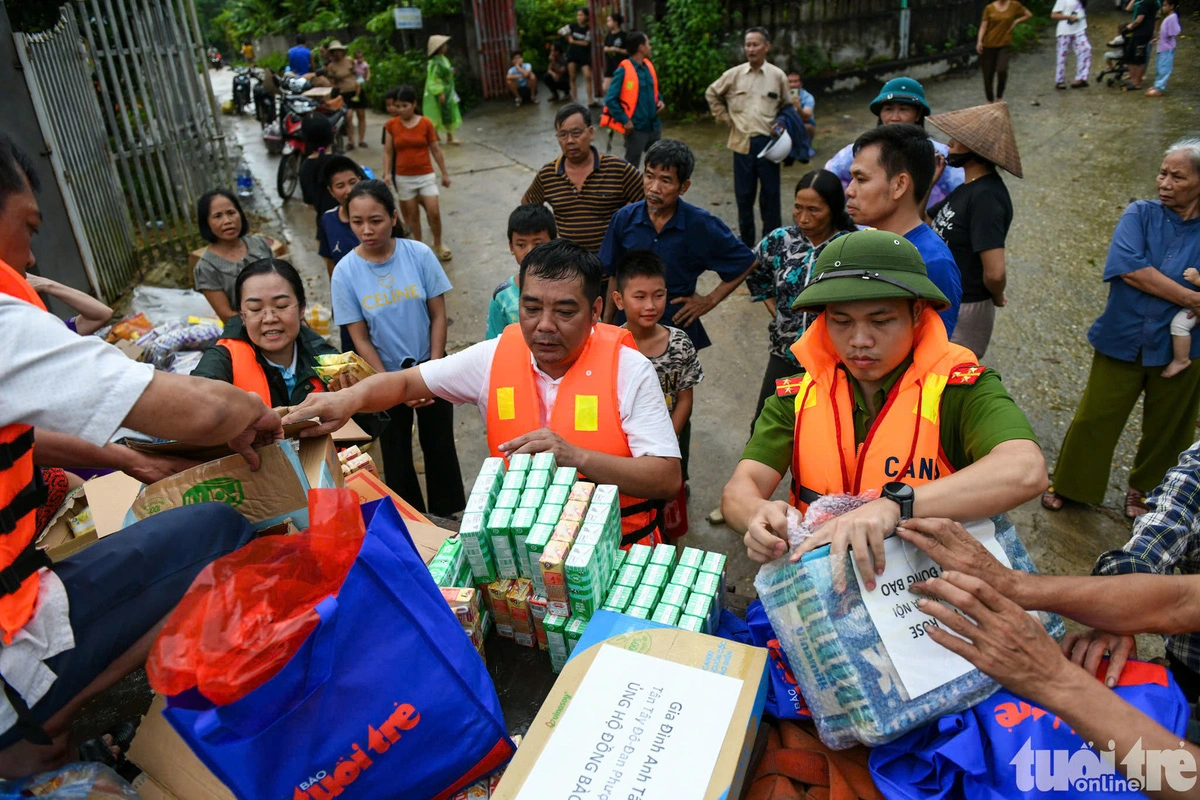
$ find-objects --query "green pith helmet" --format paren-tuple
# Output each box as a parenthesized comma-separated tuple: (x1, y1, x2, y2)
(869, 76, 932, 117)
(790, 229, 950, 311)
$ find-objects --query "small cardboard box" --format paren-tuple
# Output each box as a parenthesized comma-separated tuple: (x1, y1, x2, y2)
(492, 611, 768, 800)
(129, 695, 236, 800)
(129, 436, 341, 531)
(344, 470, 433, 527)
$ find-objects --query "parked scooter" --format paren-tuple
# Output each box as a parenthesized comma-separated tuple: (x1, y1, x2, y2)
(231, 66, 253, 115)
(207, 47, 223, 70)
(271, 72, 349, 200)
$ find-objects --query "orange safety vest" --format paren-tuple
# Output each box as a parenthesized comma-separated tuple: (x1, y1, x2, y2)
(485, 323, 664, 547)
(0, 259, 53, 647)
(216, 338, 324, 405)
(598, 57, 658, 135)
(784, 307, 980, 512)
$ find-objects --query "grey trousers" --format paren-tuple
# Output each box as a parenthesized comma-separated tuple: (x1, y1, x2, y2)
(951, 299, 997, 360)
(624, 128, 661, 169)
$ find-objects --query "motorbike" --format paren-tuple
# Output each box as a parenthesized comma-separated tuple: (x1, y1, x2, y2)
(272, 72, 349, 200)
(208, 49, 223, 70)
(231, 66, 253, 115)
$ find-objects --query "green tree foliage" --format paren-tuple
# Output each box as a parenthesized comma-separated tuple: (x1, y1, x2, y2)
(646, 0, 727, 112)
(514, 0, 575, 71)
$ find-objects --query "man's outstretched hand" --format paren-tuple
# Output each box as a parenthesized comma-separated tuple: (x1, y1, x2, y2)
(228, 406, 284, 470)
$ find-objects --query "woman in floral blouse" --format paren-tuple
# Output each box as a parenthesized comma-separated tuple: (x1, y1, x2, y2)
(746, 169, 857, 428)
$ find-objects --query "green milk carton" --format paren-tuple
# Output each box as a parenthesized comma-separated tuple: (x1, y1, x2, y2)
(650, 543, 677, 573)
(616, 563, 643, 590)
(678, 614, 705, 633)
(544, 613, 569, 672)
(564, 615, 588, 655)
(501, 471, 526, 493)
(625, 604, 652, 620)
(671, 566, 698, 591)
(487, 507, 519, 580)
(464, 492, 493, 516)
(678, 547, 705, 571)
(566, 544, 602, 619)
(632, 584, 661, 610)
(507, 453, 533, 473)
(641, 564, 669, 593)
(458, 512, 497, 583)
(544, 484, 571, 507)
(659, 584, 689, 610)
(510, 507, 537, 579)
(699, 554, 727, 601)
(525, 469, 551, 491)
(519, 488, 545, 509)
(536, 504, 564, 526)
(495, 489, 521, 510)
(525, 523, 554, 597)
(532, 452, 557, 472)
(625, 543, 652, 568)
(651, 604, 681, 626)
(685, 589, 716, 634)
(603, 584, 633, 613)
(551, 466, 577, 487)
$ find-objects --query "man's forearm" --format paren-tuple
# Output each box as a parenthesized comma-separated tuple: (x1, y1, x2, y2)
(602, 277, 618, 323)
(1036, 667, 1200, 800)
(124, 373, 266, 445)
(912, 439, 1048, 522)
(34, 429, 127, 470)
(1013, 572, 1200, 636)
(707, 266, 754, 306)
(574, 451, 681, 500)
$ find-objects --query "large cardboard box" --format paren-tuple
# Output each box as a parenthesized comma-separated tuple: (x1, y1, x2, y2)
(492, 610, 769, 800)
(128, 436, 341, 532)
(343, 469, 432, 527)
(128, 695, 236, 800)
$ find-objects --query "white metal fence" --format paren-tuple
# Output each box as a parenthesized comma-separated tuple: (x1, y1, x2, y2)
(14, 0, 230, 301)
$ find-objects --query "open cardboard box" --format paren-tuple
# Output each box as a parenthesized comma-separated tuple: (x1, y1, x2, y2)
(492, 610, 768, 800)
(129, 695, 236, 800)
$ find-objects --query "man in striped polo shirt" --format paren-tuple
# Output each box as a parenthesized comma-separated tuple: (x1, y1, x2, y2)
(522, 104, 644, 253)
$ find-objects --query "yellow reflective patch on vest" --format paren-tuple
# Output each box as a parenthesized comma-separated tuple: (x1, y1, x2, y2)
(575, 395, 599, 432)
(624, 79, 635, 91)
(496, 387, 516, 421)
(914, 374, 948, 424)
(799, 374, 817, 409)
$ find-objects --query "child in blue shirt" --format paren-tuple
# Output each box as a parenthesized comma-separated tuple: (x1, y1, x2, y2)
(788, 71, 816, 154)
(331, 179, 465, 515)
(485, 204, 557, 339)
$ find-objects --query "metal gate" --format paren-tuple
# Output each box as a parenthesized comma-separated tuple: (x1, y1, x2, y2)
(14, 0, 230, 301)
(474, 0, 519, 99)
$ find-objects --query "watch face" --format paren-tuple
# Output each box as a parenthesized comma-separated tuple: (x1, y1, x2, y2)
(884, 481, 914, 500)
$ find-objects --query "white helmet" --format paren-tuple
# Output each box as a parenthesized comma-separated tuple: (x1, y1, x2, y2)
(758, 129, 792, 163)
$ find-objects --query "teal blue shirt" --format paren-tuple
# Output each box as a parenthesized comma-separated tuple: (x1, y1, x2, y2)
(486, 275, 520, 339)
(604, 60, 660, 133)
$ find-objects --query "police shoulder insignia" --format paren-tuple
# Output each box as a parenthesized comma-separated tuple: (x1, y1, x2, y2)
(775, 377, 805, 397)
(948, 363, 985, 386)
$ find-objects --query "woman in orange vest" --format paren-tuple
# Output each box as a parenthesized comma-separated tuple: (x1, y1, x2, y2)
(722, 231, 1047, 589)
(193, 259, 376, 437)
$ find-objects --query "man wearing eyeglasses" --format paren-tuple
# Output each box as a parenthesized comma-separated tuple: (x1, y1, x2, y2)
(721, 230, 1045, 590)
(521, 103, 644, 254)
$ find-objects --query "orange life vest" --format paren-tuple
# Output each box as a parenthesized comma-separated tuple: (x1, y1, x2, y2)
(485, 324, 663, 547)
(216, 337, 324, 405)
(599, 58, 658, 135)
(0, 260, 52, 646)
(785, 307, 980, 512)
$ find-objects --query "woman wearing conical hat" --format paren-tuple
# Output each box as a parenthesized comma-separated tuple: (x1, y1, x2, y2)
(424, 35, 462, 145)
(926, 101, 1023, 361)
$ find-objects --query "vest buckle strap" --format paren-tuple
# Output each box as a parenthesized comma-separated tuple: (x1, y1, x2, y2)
(0, 543, 50, 597)
(620, 502, 665, 547)
(0, 483, 46, 536)
(0, 430, 34, 472)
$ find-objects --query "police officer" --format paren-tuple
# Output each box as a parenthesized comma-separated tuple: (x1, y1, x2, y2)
(721, 229, 1046, 588)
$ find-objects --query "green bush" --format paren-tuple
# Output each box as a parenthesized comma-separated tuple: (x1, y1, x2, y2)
(515, 0, 575, 72)
(647, 0, 728, 112)
(259, 50, 288, 74)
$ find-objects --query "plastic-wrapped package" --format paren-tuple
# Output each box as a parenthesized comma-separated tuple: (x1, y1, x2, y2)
(167, 350, 204, 375)
(755, 508, 1064, 750)
(143, 323, 222, 370)
(0, 763, 140, 798)
(131, 285, 219, 325)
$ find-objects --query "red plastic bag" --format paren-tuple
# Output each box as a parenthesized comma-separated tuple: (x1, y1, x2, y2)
(147, 489, 367, 705)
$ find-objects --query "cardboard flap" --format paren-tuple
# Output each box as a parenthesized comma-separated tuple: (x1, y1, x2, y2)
(403, 519, 456, 565)
(83, 470, 145, 537)
(129, 696, 237, 800)
(126, 420, 318, 460)
(331, 417, 372, 443)
(344, 471, 432, 526)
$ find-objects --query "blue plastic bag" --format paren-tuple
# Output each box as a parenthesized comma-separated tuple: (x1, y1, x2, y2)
(755, 514, 1065, 749)
(162, 497, 514, 800)
(869, 659, 1190, 798)
(745, 599, 812, 721)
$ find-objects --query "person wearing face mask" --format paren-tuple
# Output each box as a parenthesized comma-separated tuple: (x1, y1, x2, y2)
(927, 102, 1021, 361)
(824, 77, 964, 211)
(283, 238, 683, 548)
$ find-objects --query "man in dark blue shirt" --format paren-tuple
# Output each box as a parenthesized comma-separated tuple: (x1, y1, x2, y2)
(287, 34, 312, 75)
(845, 123, 961, 336)
(600, 139, 755, 350)
(601, 32, 663, 169)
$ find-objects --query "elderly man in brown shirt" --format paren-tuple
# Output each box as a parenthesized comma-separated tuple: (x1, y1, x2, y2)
(705, 26, 790, 248)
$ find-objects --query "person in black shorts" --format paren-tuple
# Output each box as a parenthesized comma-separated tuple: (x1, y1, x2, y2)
(543, 42, 571, 101)
(603, 13, 628, 94)
(560, 7, 597, 106)
(1120, 0, 1156, 89)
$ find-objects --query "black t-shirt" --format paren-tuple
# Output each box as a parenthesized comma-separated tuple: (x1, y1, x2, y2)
(929, 171, 1013, 303)
(604, 31, 626, 75)
(568, 22, 591, 56)
(299, 153, 337, 238)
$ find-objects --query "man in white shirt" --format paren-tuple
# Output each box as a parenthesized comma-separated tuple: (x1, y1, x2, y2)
(285, 239, 682, 545)
(0, 135, 282, 776)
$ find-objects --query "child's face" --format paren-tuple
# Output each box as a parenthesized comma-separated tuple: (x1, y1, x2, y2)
(510, 230, 553, 267)
(788, 73, 802, 90)
(576, 9, 588, 24)
(385, 99, 399, 116)
(396, 100, 416, 119)
(614, 275, 667, 329)
(329, 169, 361, 206)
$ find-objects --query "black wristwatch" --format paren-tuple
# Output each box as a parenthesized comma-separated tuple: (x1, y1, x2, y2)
(882, 481, 915, 521)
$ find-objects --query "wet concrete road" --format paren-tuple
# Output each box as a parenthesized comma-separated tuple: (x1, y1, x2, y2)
(211, 11, 1195, 627)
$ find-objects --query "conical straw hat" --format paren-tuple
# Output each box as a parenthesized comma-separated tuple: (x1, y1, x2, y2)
(927, 101, 1023, 178)
(427, 35, 451, 57)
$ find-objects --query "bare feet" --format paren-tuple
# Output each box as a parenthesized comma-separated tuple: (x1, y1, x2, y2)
(1041, 490, 1065, 511)
(1125, 488, 1149, 519)
(1163, 358, 1191, 378)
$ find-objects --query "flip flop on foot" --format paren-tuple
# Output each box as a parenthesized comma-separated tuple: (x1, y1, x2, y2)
(1071, 79, 1088, 88)
(436, 246, 453, 262)
(1041, 489, 1065, 511)
(1056, 82, 1067, 89)
(1125, 488, 1148, 519)
(78, 721, 137, 768)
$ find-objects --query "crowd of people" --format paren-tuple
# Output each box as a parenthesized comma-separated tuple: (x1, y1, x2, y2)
(0, 8, 1196, 791)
